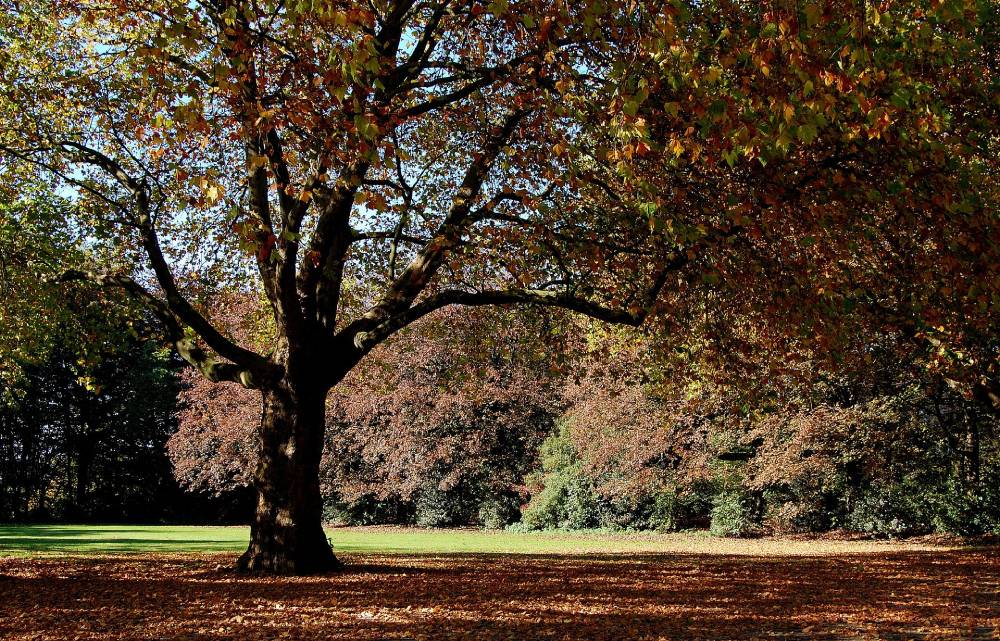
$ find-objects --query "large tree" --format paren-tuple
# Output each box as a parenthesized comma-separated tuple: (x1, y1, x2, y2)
(0, 0, 996, 573)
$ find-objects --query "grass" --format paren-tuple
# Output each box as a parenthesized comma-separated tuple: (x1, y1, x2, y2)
(0, 523, 964, 557)
(2, 525, 996, 639)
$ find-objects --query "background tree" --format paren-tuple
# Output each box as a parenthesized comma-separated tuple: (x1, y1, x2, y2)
(325, 306, 563, 527)
(0, 332, 183, 522)
(171, 303, 566, 527)
(1, 0, 996, 573)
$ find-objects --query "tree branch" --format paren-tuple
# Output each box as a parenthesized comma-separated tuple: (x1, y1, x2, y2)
(343, 109, 527, 339)
(351, 229, 427, 245)
(54, 141, 270, 372)
(56, 270, 275, 388)
(352, 249, 686, 352)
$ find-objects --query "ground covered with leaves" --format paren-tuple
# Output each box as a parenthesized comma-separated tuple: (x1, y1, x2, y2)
(1, 547, 998, 641)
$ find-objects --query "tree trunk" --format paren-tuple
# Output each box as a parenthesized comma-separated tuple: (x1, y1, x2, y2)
(236, 382, 340, 575)
(968, 418, 981, 488)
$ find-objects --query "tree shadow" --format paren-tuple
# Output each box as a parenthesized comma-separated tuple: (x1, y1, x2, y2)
(1, 548, 997, 640)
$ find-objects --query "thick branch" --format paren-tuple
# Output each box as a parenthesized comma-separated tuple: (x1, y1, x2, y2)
(353, 249, 684, 352)
(54, 141, 269, 371)
(57, 270, 273, 388)
(344, 109, 526, 338)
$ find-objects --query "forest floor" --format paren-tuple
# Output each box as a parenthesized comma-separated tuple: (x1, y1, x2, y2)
(0, 526, 998, 640)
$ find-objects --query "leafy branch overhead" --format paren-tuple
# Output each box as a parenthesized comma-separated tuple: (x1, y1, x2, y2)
(2, 0, 996, 391)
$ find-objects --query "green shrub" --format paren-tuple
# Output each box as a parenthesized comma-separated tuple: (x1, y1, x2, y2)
(478, 494, 521, 530)
(932, 465, 1000, 536)
(563, 478, 600, 529)
(645, 491, 680, 530)
(710, 490, 759, 537)
(323, 494, 412, 526)
(517, 421, 604, 530)
(519, 421, 721, 533)
(519, 474, 568, 530)
(415, 484, 453, 527)
(848, 481, 934, 536)
(519, 471, 602, 530)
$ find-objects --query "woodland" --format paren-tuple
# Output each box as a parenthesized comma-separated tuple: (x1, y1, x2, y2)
(0, 0, 999, 636)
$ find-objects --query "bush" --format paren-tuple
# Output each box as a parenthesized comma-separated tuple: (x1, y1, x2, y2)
(590, 490, 683, 531)
(518, 421, 723, 533)
(519, 471, 601, 530)
(646, 491, 680, 530)
(710, 491, 759, 537)
(761, 488, 835, 534)
(415, 484, 454, 527)
(518, 420, 603, 530)
(563, 479, 600, 529)
(323, 494, 412, 526)
(763, 500, 833, 534)
(848, 481, 934, 536)
(478, 494, 521, 530)
(932, 466, 1000, 536)
(934, 486, 988, 536)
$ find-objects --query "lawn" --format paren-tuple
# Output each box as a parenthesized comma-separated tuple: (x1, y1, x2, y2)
(1, 525, 998, 640)
(0, 523, 967, 556)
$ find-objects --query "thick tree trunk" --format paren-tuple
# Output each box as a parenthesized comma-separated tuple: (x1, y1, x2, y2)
(236, 382, 340, 575)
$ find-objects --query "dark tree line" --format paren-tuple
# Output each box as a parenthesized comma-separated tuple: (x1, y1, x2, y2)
(0, 329, 253, 524)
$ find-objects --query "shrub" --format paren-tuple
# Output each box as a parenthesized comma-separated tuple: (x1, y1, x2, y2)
(761, 488, 835, 534)
(519, 471, 602, 530)
(645, 491, 680, 531)
(478, 494, 521, 530)
(563, 478, 600, 529)
(414, 484, 453, 527)
(518, 420, 599, 530)
(519, 479, 567, 530)
(763, 500, 829, 534)
(848, 481, 934, 536)
(324, 494, 412, 526)
(932, 465, 1000, 536)
(710, 491, 759, 537)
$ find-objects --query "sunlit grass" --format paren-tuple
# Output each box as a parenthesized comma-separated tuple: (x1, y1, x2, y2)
(0, 524, 961, 558)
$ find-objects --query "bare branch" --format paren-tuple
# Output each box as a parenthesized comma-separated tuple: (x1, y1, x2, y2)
(352, 230, 428, 245)
(53, 142, 272, 371)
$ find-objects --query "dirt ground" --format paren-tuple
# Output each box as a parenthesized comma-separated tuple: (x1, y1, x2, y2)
(1, 549, 998, 640)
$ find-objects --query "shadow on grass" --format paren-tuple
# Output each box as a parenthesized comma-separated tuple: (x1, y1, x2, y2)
(0, 549, 998, 640)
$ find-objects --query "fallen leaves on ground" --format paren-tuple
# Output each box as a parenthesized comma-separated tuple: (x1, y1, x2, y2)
(1, 549, 998, 640)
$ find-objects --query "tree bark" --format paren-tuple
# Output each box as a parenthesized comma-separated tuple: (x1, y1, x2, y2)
(236, 382, 340, 575)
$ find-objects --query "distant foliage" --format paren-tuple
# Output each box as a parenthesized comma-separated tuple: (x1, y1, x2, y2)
(518, 418, 703, 532)
(519, 421, 600, 531)
(709, 491, 759, 538)
(327, 308, 561, 498)
(169, 305, 566, 526)
(169, 310, 1000, 537)
(516, 329, 1000, 537)
(0, 328, 181, 522)
(166, 294, 271, 495)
